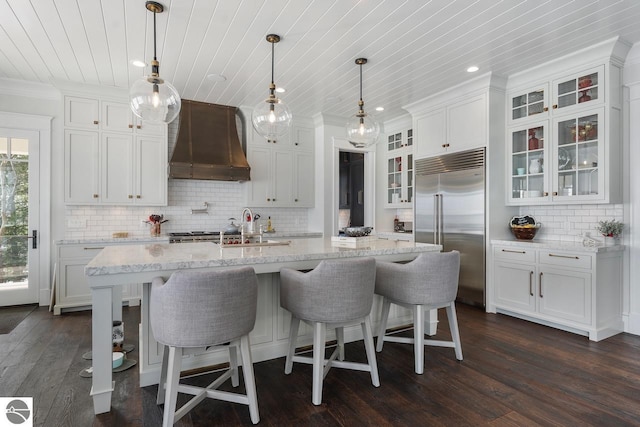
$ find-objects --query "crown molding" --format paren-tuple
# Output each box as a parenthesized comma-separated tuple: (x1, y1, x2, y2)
(0, 78, 60, 101)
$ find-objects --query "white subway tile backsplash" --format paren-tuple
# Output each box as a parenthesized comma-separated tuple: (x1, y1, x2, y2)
(520, 203, 623, 242)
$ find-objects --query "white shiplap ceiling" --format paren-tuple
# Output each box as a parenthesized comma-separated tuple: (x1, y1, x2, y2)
(2, 0, 640, 122)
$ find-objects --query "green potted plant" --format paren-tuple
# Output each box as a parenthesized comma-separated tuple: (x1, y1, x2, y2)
(595, 219, 623, 245)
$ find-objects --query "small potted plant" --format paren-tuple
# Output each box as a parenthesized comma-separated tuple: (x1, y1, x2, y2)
(595, 219, 623, 246)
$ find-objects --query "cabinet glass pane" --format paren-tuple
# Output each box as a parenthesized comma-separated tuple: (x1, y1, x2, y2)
(511, 125, 545, 199)
(407, 154, 413, 202)
(406, 129, 413, 147)
(511, 90, 545, 120)
(556, 113, 599, 197)
(557, 71, 599, 110)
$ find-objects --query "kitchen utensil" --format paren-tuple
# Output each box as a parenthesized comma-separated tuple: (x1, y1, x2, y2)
(225, 218, 239, 234)
(343, 226, 373, 237)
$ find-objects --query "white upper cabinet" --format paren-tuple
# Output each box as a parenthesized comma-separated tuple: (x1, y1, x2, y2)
(63, 93, 168, 206)
(413, 94, 486, 159)
(245, 120, 315, 207)
(505, 39, 627, 205)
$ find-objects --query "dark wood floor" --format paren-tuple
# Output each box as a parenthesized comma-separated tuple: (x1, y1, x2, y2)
(2, 304, 640, 427)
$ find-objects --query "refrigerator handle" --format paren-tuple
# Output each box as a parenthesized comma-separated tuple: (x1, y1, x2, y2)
(439, 193, 444, 245)
(433, 194, 439, 244)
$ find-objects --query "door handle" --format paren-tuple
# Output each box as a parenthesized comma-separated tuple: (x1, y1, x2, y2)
(539, 272, 543, 297)
(26, 230, 38, 249)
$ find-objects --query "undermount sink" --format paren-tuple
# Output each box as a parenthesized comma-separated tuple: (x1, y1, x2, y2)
(219, 240, 291, 248)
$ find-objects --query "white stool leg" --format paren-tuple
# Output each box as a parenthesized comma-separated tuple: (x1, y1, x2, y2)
(312, 322, 326, 405)
(362, 316, 380, 387)
(414, 305, 425, 374)
(376, 298, 391, 352)
(156, 345, 169, 404)
(285, 316, 300, 374)
(336, 326, 345, 361)
(240, 334, 260, 424)
(447, 302, 463, 361)
(162, 346, 183, 427)
(229, 343, 239, 387)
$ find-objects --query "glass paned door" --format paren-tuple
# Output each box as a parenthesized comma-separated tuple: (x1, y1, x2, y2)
(0, 132, 39, 306)
(387, 156, 402, 204)
(555, 112, 600, 198)
(510, 124, 545, 200)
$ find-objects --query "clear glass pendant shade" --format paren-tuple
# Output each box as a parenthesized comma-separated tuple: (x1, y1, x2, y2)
(251, 98, 292, 139)
(346, 113, 380, 148)
(129, 76, 181, 123)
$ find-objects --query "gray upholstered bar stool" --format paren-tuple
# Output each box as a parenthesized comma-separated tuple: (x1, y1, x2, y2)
(375, 251, 463, 374)
(150, 268, 260, 426)
(280, 257, 380, 405)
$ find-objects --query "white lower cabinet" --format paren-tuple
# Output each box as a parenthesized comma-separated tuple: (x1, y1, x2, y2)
(490, 242, 622, 341)
(54, 241, 153, 315)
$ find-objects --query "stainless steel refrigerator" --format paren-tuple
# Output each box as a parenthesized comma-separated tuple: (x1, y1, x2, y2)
(415, 148, 485, 307)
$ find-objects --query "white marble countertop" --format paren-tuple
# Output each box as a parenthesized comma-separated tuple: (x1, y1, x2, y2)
(55, 235, 170, 245)
(491, 238, 624, 253)
(85, 237, 441, 277)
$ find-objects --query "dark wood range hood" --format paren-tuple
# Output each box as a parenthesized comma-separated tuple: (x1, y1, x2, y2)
(169, 99, 251, 181)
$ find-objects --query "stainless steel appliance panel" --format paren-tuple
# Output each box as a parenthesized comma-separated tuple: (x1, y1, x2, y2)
(415, 148, 486, 307)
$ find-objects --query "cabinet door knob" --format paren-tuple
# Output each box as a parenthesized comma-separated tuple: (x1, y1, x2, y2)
(137, 125, 141, 129)
(272, 198, 276, 201)
(136, 195, 141, 199)
(543, 107, 549, 112)
(128, 194, 133, 199)
(267, 198, 271, 201)
(93, 120, 99, 125)
(93, 194, 99, 198)
(552, 104, 558, 109)
(442, 144, 446, 148)
(295, 142, 298, 146)
(128, 124, 133, 128)
(553, 191, 558, 196)
(544, 192, 549, 196)
(295, 198, 298, 202)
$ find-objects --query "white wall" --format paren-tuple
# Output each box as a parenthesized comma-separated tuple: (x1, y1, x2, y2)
(623, 43, 640, 335)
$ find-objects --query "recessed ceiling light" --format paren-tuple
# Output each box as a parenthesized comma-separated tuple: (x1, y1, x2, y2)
(131, 59, 147, 68)
(275, 87, 286, 93)
(375, 106, 384, 112)
(467, 66, 479, 73)
(206, 73, 227, 82)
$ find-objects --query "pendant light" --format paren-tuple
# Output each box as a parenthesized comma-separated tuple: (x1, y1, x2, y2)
(345, 58, 380, 148)
(129, 1, 181, 123)
(252, 34, 292, 140)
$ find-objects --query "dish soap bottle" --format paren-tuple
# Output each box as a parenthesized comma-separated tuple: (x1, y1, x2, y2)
(267, 216, 273, 232)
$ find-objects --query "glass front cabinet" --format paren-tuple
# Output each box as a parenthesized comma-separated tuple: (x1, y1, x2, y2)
(385, 129, 414, 207)
(507, 108, 605, 205)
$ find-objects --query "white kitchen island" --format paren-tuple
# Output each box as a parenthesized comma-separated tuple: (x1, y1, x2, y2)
(84, 237, 441, 415)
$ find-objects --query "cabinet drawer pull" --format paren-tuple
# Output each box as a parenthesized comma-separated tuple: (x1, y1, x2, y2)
(539, 272, 543, 297)
(501, 249, 526, 254)
(548, 253, 579, 260)
(529, 271, 534, 296)
(84, 247, 105, 250)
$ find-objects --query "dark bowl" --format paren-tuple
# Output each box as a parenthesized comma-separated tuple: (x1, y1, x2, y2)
(510, 224, 540, 240)
(344, 226, 373, 237)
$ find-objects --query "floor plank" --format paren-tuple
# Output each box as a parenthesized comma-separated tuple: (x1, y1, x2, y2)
(1, 304, 640, 426)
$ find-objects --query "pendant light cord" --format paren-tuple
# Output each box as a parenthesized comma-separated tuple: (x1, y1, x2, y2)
(359, 63, 363, 102)
(271, 40, 275, 85)
(153, 9, 158, 61)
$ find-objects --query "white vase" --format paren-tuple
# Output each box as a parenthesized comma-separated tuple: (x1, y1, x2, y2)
(603, 236, 617, 246)
(529, 158, 542, 174)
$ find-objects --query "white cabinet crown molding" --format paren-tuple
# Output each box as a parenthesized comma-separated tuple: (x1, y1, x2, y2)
(0, 77, 60, 101)
(403, 72, 507, 115)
